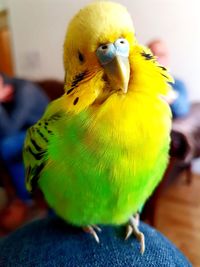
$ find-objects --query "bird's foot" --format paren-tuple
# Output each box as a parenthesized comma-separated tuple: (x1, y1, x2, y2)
(125, 213, 145, 254)
(83, 225, 101, 243)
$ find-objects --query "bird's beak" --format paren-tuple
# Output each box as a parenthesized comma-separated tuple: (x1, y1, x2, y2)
(103, 55, 130, 94)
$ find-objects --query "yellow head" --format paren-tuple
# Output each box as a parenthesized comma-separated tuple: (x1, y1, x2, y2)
(63, 1, 173, 112)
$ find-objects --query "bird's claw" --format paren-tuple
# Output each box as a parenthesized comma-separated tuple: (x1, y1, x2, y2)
(125, 214, 145, 254)
(83, 225, 101, 243)
(92, 224, 102, 232)
(125, 224, 133, 240)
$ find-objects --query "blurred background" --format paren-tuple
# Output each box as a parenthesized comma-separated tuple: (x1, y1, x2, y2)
(0, 0, 200, 266)
(1, 0, 200, 99)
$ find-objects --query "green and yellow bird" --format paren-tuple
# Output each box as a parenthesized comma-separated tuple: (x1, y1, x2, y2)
(23, 1, 173, 253)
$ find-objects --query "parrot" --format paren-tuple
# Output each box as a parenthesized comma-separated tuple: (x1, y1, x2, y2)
(23, 1, 173, 254)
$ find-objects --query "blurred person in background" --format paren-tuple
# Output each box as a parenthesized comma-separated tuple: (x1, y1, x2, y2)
(148, 39, 190, 118)
(0, 72, 49, 233)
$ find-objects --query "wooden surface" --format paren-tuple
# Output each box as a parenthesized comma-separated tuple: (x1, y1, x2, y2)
(155, 173, 200, 267)
(0, 10, 14, 76)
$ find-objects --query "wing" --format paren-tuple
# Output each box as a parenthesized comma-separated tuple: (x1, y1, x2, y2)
(23, 109, 63, 193)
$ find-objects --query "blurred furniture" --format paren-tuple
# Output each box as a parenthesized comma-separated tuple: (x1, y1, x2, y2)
(36, 80, 64, 100)
(0, 10, 14, 76)
(143, 103, 200, 225)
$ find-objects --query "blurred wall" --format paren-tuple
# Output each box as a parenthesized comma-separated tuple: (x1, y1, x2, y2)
(7, 0, 200, 100)
(0, 0, 7, 11)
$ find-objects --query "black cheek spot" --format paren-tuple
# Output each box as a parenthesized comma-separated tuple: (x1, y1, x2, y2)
(78, 51, 84, 63)
(73, 97, 79, 105)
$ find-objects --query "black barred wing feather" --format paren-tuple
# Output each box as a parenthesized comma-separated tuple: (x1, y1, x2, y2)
(141, 46, 174, 84)
(23, 112, 63, 193)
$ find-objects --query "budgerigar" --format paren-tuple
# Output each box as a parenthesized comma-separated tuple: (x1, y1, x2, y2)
(23, 1, 173, 253)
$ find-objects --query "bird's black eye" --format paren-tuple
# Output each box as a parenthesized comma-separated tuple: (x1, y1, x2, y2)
(78, 51, 84, 63)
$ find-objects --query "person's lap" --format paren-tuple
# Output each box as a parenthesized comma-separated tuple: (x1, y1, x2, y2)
(0, 217, 192, 267)
(0, 131, 26, 162)
(0, 131, 30, 201)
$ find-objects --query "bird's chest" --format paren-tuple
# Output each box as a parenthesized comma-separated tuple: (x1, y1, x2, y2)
(42, 94, 170, 225)
(85, 95, 170, 170)
(70, 96, 169, 200)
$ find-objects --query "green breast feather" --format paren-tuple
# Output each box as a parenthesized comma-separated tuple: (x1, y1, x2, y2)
(24, 92, 171, 226)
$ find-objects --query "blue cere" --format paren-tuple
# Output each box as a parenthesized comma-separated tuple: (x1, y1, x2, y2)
(96, 38, 130, 65)
(96, 43, 116, 65)
(114, 38, 129, 57)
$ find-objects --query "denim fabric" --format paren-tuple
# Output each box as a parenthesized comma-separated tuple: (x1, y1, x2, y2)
(0, 131, 26, 162)
(0, 217, 192, 267)
(0, 131, 30, 201)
